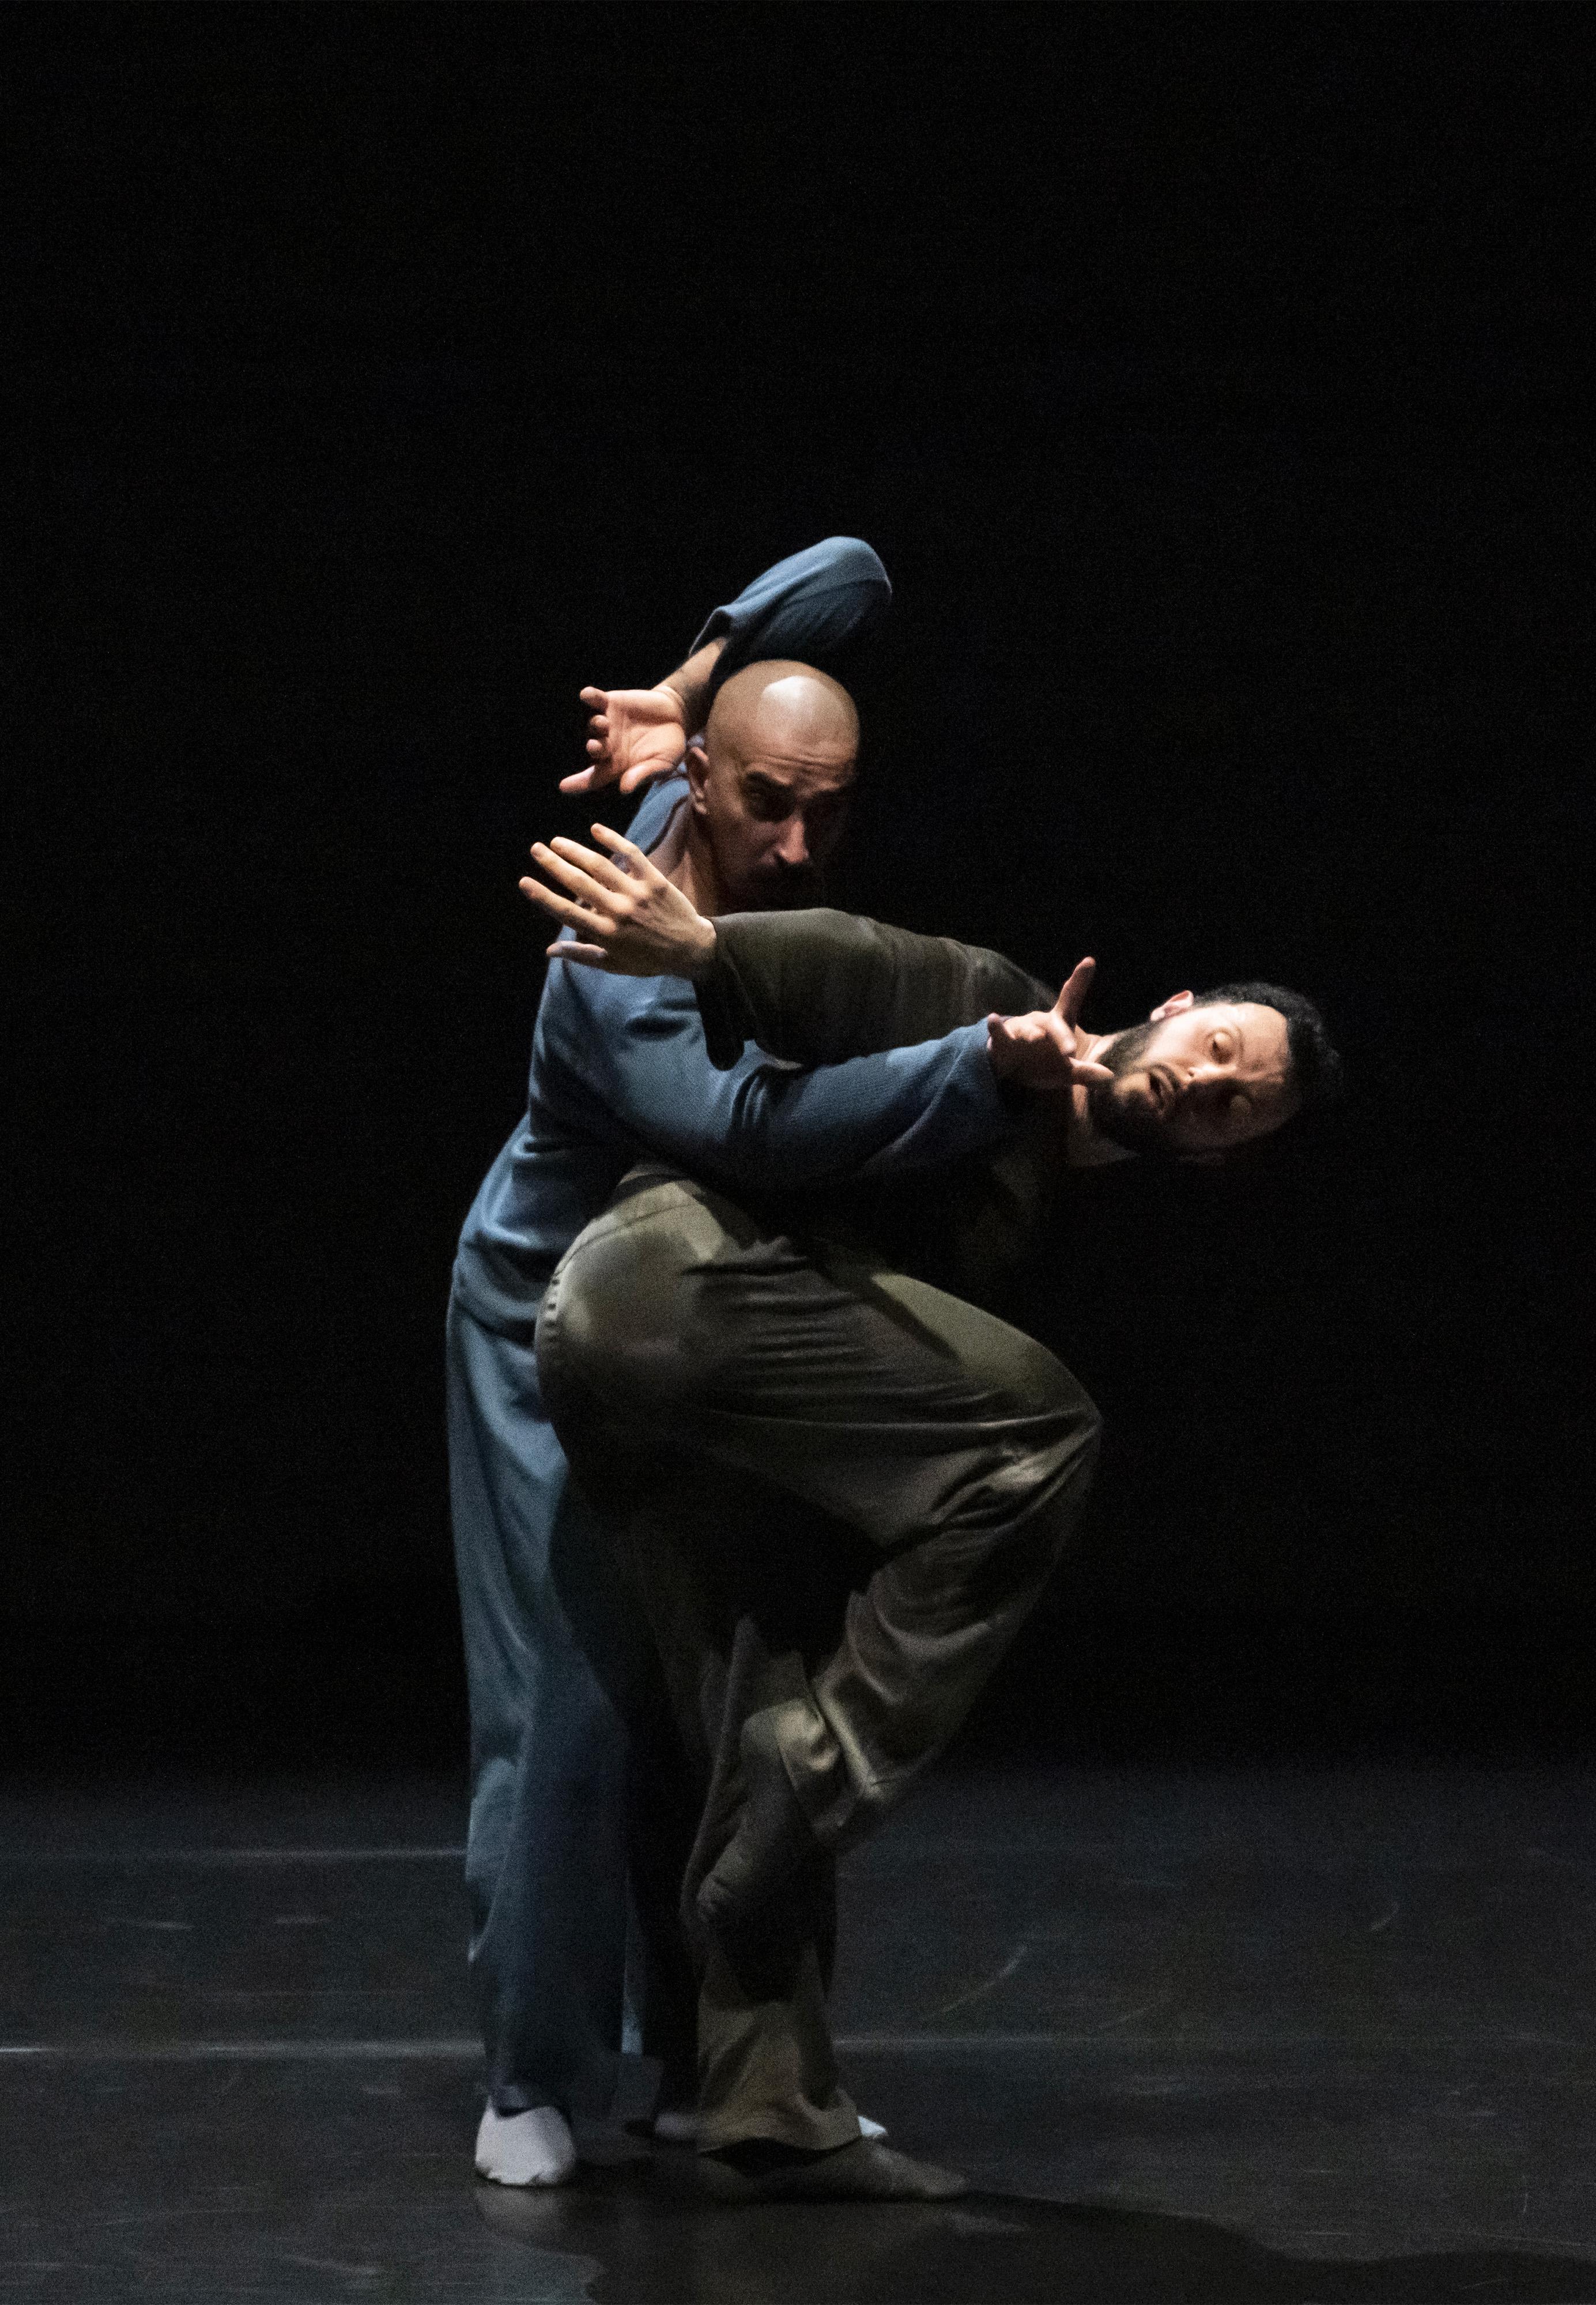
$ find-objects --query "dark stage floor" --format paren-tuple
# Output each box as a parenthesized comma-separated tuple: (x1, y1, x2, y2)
(5, 1764, 1596, 2302)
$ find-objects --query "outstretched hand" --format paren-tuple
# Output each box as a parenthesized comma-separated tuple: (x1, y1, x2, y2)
(986, 959, 1115, 1096)
(519, 823, 718, 978)
(560, 686, 691, 794)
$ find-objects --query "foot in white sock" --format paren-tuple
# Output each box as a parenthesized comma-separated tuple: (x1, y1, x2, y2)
(474, 2103, 577, 2187)
(652, 2106, 886, 2145)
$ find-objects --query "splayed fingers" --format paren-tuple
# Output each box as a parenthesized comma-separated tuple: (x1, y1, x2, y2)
(518, 825, 716, 977)
(560, 684, 689, 794)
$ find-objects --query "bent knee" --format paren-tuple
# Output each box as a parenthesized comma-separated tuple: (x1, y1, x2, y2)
(1027, 1366, 1103, 1502)
(541, 1214, 699, 1411)
(1070, 1379, 1104, 1456)
(1005, 1338, 1101, 1448)
(1065, 1377, 1103, 1474)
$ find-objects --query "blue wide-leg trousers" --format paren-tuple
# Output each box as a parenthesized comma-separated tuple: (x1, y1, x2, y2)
(446, 1287, 654, 2114)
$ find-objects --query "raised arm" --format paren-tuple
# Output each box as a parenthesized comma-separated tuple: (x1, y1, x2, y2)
(565, 537, 891, 794)
(686, 535, 891, 692)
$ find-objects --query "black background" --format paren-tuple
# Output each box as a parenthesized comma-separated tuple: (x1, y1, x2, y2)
(6, 3, 1591, 1771)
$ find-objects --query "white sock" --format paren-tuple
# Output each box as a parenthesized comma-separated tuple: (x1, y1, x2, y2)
(652, 2106, 887, 2145)
(474, 2103, 578, 2187)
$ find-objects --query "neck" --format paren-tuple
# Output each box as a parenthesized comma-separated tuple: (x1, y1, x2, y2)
(1063, 1027, 1137, 1169)
(644, 799, 726, 918)
(666, 815, 726, 918)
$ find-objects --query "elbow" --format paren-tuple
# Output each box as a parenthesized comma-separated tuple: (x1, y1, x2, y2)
(817, 536, 891, 607)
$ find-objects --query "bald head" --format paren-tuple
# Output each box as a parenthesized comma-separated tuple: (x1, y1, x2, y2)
(705, 659, 859, 769)
(684, 659, 859, 912)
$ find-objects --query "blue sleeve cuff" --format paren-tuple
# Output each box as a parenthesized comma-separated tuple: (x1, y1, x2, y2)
(942, 1018, 1010, 1128)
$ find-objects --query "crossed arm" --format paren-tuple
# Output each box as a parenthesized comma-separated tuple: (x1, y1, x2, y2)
(520, 827, 1112, 1098)
(560, 536, 893, 796)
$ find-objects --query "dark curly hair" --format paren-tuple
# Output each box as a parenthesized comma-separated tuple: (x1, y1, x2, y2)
(1194, 982, 1344, 1112)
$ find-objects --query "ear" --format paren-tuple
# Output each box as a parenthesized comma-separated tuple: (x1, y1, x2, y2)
(1149, 989, 1194, 1022)
(684, 739, 712, 816)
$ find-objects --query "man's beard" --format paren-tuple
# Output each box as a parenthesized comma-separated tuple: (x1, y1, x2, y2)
(1086, 1019, 1182, 1160)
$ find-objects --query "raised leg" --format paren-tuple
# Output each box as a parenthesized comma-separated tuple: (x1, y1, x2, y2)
(536, 1172, 1100, 2153)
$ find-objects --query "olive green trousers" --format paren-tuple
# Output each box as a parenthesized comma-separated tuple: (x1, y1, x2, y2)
(537, 1169, 1100, 2152)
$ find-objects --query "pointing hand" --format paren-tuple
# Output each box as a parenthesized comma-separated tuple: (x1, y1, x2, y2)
(986, 959, 1114, 1095)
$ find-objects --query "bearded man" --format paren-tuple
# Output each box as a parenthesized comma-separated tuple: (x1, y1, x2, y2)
(519, 820, 1341, 2200)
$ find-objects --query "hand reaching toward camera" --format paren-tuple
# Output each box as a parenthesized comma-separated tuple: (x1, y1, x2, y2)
(559, 686, 691, 794)
(519, 823, 718, 977)
(986, 959, 1114, 1095)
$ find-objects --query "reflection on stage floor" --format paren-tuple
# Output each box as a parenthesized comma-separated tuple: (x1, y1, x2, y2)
(4, 1763, 1596, 2301)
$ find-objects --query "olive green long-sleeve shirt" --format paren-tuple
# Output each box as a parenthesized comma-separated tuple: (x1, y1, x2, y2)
(697, 908, 1071, 1310)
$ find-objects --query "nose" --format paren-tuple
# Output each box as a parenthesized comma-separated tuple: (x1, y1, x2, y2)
(772, 816, 811, 868)
(1179, 1064, 1229, 1108)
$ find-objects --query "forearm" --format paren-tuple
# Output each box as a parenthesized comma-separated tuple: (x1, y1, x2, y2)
(542, 972, 1016, 1196)
(583, 1022, 1015, 1191)
(656, 636, 727, 738)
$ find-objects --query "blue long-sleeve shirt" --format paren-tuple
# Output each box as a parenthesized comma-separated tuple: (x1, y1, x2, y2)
(452, 538, 1016, 1341)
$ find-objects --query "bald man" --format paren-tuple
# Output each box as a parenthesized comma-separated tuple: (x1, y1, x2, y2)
(623, 657, 860, 920)
(449, 544, 1026, 2187)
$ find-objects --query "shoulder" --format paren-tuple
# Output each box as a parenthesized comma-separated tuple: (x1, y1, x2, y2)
(624, 771, 690, 854)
